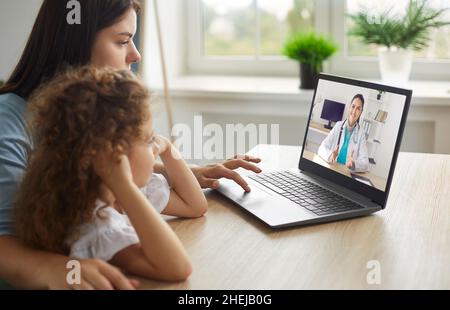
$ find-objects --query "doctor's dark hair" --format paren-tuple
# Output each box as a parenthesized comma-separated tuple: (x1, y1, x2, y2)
(351, 94, 365, 124)
(14, 66, 151, 254)
(0, 0, 141, 99)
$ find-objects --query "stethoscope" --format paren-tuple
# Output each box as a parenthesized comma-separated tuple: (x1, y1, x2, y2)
(336, 119, 360, 148)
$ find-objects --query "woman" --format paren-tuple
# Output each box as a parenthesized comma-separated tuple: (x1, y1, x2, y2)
(0, 0, 260, 289)
(318, 94, 369, 173)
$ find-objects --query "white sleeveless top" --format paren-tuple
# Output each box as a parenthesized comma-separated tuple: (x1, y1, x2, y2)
(68, 173, 170, 261)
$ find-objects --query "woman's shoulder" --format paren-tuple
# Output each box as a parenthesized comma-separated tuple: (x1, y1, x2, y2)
(0, 93, 30, 150)
(0, 93, 27, 129)
(0, 92, 27, 111)
(331, 120, 344, 131)
(334, 120, 345, 127)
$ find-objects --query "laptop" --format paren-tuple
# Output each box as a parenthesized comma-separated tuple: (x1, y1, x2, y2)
(216, 74, 412, 228)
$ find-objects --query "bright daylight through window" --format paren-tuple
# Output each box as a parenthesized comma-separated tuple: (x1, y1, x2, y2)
(200, 0, 449, 60)
(202, 0, 314, 58)
(347, 0, 450, 60)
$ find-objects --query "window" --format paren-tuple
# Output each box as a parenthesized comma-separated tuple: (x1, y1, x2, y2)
(187, 0, 327, 76)
(330, 0, 450, 80)
(203, 0, 314, 57)
(186, 0, 450, 79)
(346, 0, 450, 60)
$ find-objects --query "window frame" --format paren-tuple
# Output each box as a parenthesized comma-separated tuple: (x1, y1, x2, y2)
(186, 0, 331, 76)
(186, 0, 450, 79)
(329, 0, 450, 80)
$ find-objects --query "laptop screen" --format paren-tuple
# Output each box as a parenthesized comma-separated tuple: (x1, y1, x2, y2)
(301, 76, 410, 195)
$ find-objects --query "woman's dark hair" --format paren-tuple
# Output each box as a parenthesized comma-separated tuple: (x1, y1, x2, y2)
(351, 94, 365, 108)
(0, 0, 141, 99)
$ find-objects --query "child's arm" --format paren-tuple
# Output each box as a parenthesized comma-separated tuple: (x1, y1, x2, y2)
(93, 153, 192, 281)
(154, 136, 208, 218)
(0, 236, 138, 289)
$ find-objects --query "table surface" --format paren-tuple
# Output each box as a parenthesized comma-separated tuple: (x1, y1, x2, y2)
(303, 150, 387, 191)
(309, 121, 331, 134)
(139, 144, 450, 289)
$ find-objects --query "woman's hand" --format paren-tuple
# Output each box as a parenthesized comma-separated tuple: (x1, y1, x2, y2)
(43, 258, 139, 290)
(191, 155, 262, 192)
(92, 149, 133, 193)
(331, 147, 339, 163)
(346, 151, 355, 169)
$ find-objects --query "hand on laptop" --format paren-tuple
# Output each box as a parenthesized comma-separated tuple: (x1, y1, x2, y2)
(191, 155, 262, 192)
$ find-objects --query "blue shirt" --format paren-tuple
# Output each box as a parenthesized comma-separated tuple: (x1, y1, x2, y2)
(0, 93, 31, 236)
(337, 127, 350, 165)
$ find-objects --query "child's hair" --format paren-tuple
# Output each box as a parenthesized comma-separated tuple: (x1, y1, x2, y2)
(15, 66, 151, 254)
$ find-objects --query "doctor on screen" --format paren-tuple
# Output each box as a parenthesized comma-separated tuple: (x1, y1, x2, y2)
(318, 94, 369, 173)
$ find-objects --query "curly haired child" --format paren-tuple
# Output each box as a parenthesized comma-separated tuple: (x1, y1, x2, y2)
(14, 66, 208, 288)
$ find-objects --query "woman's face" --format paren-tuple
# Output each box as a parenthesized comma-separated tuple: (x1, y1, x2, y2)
(128, 116, 157, 188)
(348, 98, 363, 126)
(91, 8, 141, 70)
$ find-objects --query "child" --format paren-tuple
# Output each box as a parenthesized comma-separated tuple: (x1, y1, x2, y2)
(14, 66, 208, 285)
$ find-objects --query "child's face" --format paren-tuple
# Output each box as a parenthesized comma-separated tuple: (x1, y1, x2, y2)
(128, 119, 156, 188)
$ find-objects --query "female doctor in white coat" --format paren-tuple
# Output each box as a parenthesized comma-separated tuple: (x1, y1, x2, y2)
(318, 94, 369, 173)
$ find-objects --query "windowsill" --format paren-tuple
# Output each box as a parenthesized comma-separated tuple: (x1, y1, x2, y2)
(166, 75, 313, 101)
(161, 75, 450, 106)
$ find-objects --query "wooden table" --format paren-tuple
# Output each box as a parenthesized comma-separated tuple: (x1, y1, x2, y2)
(309, 121, 331, 134)
(303, 150, 387, 191)
(140, 144, 450, 289)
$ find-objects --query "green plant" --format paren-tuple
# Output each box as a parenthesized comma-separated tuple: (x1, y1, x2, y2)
(0, 80, 4, 87)
(348, 0, 450, 51)
(282, 32, 338, 72)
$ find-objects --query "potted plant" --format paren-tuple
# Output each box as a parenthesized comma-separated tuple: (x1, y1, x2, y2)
(282, 32, 338, 89)
(348, 0, 449, 83)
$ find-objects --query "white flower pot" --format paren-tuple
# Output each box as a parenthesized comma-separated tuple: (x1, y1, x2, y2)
(378, 47, 413, 84)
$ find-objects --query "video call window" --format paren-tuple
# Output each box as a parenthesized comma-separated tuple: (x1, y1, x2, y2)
(303, 79, 407, 192)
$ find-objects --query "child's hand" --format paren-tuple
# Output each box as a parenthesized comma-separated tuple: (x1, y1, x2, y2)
(92, 149, 133, 192)
(151, 135, 173, 158)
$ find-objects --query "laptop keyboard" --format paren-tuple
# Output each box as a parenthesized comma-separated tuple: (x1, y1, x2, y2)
(248, 171, 363, 216)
